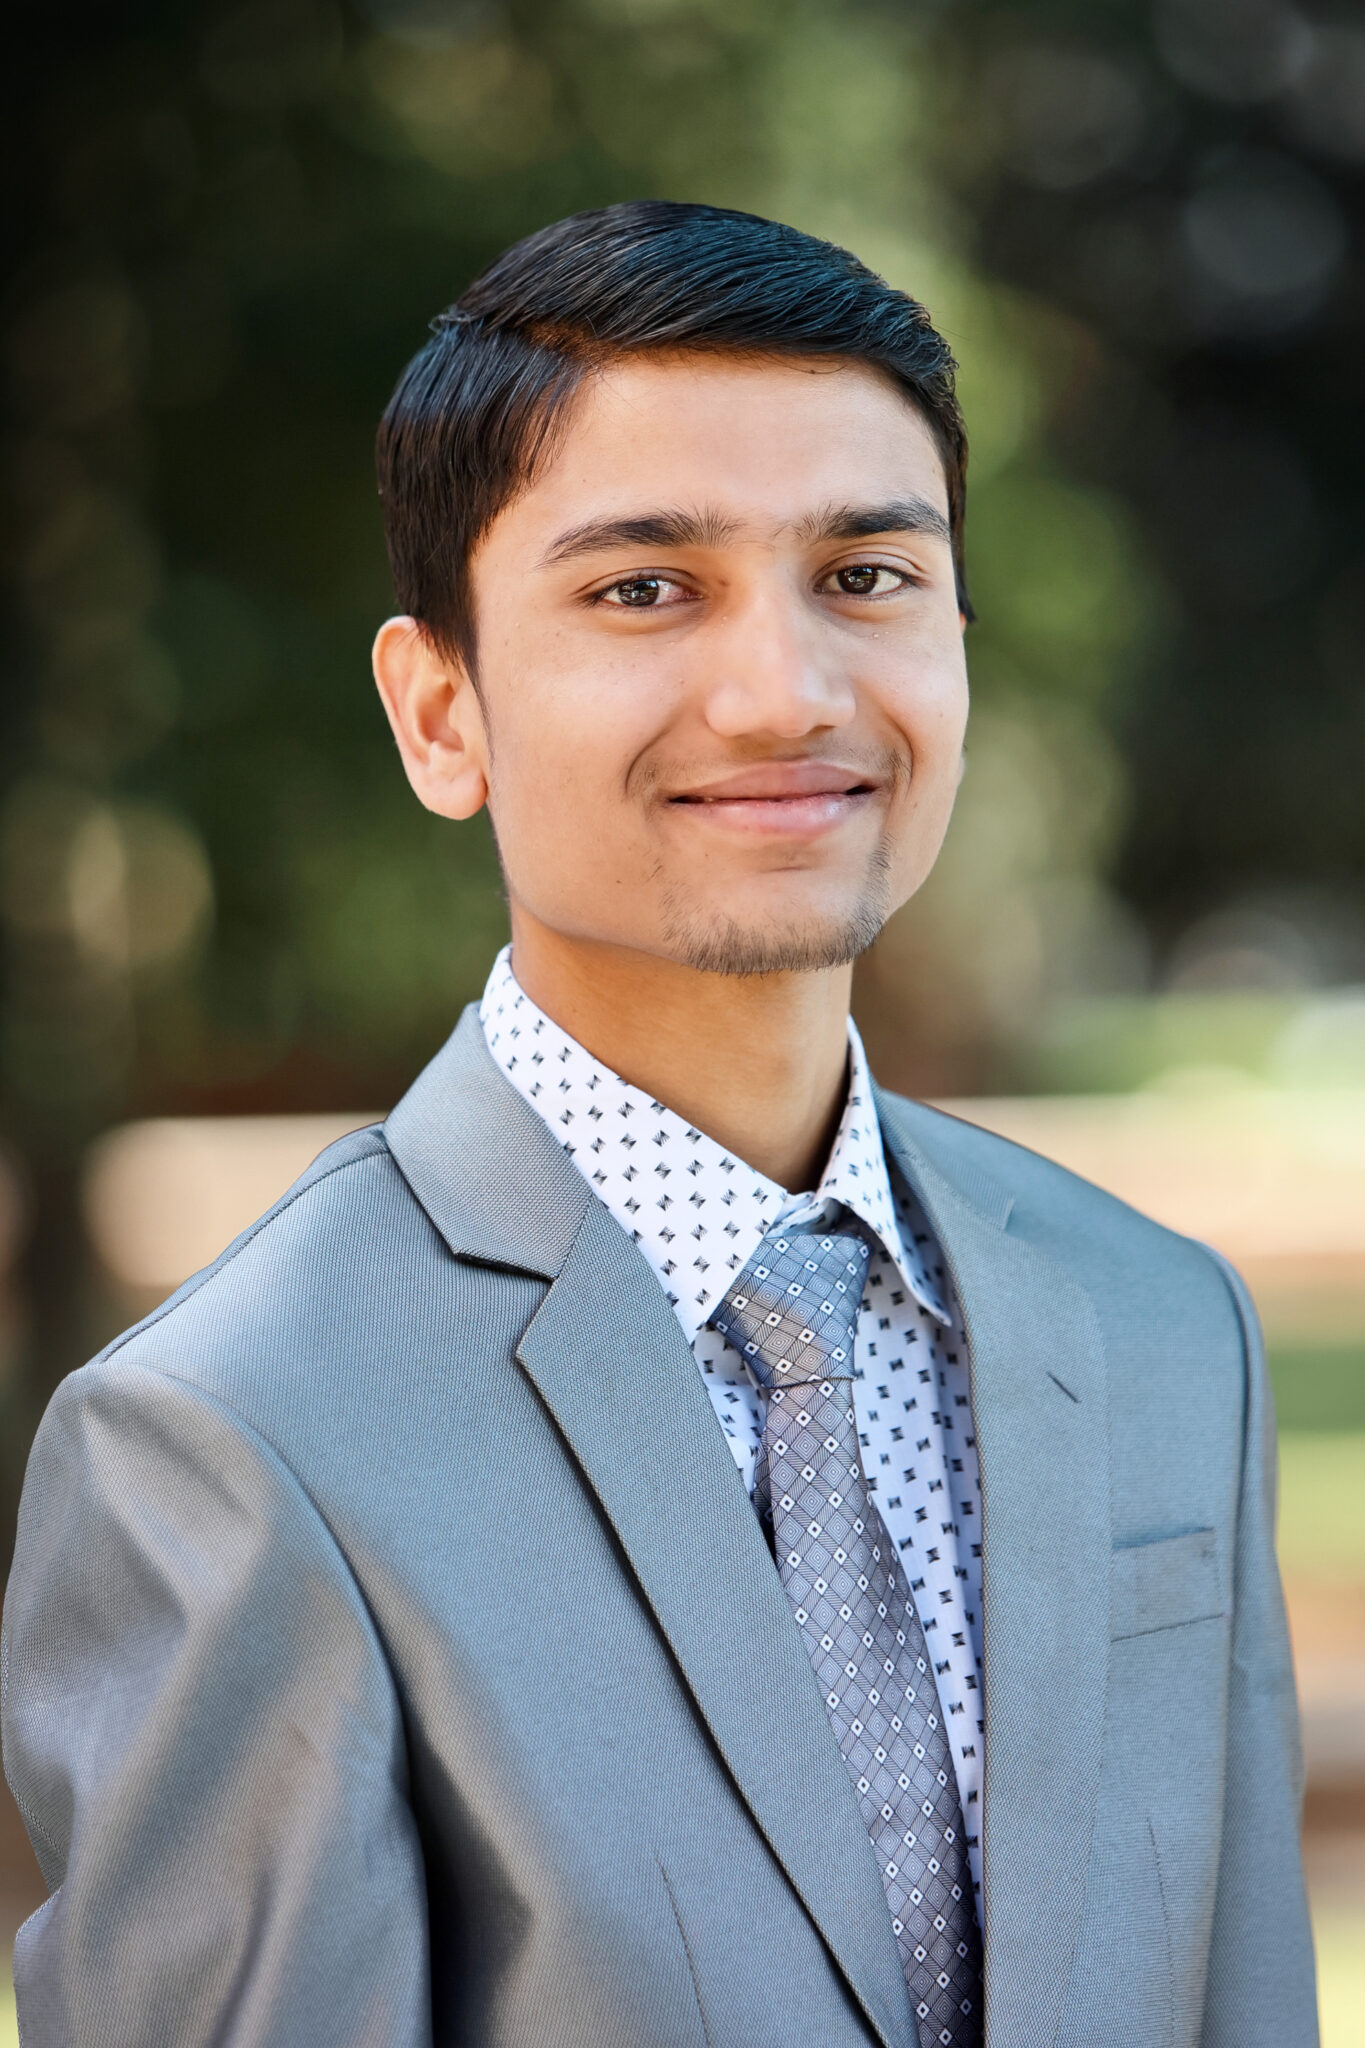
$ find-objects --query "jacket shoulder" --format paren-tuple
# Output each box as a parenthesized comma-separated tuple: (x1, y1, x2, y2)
(88, 1124, 471, 1404)
(99, 1124, 394, 1343)
(878, 1087, 1231, 1295)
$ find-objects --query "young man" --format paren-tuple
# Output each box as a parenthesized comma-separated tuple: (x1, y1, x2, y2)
(3, 204, 1315, 2047)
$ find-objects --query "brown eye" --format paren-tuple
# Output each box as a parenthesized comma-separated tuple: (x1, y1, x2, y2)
(836, 565, 882, 595)
(613, 577, 663, 606)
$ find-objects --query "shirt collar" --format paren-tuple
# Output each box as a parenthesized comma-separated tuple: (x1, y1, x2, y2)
(478, 944, 950, 1339)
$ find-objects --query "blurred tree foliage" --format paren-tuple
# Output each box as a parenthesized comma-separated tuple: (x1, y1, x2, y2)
(946, 0, 1365, 959)
(0, 0, 1361, 1458)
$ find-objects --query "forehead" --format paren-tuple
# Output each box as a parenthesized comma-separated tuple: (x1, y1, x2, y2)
(499, 353, 950, 544)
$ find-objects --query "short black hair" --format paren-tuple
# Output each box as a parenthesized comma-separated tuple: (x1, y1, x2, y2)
(377, 201, 970, 668)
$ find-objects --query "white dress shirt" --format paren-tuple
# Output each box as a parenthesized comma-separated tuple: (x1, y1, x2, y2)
(479, 946, 985, 1897)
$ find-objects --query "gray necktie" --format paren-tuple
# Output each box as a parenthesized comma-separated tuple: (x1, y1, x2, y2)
(713, 1220, 983, 2048)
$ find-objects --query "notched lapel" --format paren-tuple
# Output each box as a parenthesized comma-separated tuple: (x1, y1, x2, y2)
(386, 1013, 916, 2046)
(384, 1006, 592, 1277)
(518, 1199, 918, 2048)
(877, 1094, 1112, 2048)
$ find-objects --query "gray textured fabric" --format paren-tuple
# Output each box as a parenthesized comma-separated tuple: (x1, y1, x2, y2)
(0, 1006, 1318, 2047)
(712, 1223, 982, 2047)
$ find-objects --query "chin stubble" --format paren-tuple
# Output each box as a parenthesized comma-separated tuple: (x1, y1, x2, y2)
(658, 836, 895, 978)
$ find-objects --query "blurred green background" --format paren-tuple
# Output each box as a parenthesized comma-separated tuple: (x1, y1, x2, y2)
(2, 0, 1363, 1440)
(1, 0, 1363, 2035)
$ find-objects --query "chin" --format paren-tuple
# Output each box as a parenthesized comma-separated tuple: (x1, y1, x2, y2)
(658, 887, 890, 979)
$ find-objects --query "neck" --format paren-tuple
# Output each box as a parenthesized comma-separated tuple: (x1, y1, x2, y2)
(506, 914, 854, 1193)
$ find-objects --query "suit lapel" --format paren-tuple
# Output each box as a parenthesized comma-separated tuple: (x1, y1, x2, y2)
(386, 1012, 918, 2048)
(384, 1007, 595, 1276)
(876, 1091, 1112, 2048)
(388, 1014, 1111, 2048)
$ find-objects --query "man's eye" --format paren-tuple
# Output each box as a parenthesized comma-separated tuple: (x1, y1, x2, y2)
(829, 564, 904, 597)
(600, 576, 675, 608)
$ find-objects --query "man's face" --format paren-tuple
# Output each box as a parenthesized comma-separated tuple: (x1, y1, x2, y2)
(463, 353, 968, 975)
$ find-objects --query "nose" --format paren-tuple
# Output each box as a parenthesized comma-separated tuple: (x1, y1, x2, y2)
(701, 580, 856, 741)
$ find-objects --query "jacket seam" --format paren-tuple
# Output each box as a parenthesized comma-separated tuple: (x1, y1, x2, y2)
(129, 1371, 374, 1591)
(1146, 1817, 1176, 2048)
(0, 1625, 62, 1866)
(657, 1861, 713, 2048)
(103, 1366, 405, 1787)
(4, 1362, 409, 1917)
(1191, 1239, 1258, 1601)
(1112, 1610, 1229, 1642)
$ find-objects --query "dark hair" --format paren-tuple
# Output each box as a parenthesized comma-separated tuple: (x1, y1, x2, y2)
(377, 201, 970, 668)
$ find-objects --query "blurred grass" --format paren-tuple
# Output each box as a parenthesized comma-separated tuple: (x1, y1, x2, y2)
(1279, 1433, 1365, 1582)
(1271, 1343, 1365, 1434)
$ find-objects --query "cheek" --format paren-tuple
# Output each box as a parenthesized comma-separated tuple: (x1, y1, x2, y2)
(489, 613, 683, 785)
(482, 660, 656, 871)
(884, 634, 970, 775)
(876, 643, 969, 887)
(488, 706, 588, 849)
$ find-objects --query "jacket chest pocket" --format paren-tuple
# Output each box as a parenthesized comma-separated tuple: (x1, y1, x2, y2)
(1111, 1529, 1226, 1640)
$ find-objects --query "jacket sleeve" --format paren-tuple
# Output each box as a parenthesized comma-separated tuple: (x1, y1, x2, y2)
(1199, 1251, 1318, 2048)
(1, 1356, 431, 2048)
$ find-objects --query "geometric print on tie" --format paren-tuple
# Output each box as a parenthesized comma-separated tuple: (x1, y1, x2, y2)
(712, 1221, 984, 2048)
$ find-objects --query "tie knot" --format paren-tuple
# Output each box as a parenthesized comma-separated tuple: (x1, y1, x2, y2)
(711, 1222, 870, 1389)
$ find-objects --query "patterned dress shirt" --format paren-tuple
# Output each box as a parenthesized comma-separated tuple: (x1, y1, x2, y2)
(479, 945, 986, 1900)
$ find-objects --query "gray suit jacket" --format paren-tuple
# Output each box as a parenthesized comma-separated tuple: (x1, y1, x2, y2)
(2, 1010, 1317, 2048)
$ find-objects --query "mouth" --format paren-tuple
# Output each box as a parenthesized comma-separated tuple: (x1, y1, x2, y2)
(666, 760, 882, 837)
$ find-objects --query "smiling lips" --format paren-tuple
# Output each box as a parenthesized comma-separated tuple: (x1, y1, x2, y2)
(667, 760, 880, 837)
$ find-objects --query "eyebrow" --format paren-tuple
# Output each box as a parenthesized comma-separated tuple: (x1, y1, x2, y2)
(539, 506, 741, 566)
(538, 495, 952, 567)
(796, 497, 952, 546)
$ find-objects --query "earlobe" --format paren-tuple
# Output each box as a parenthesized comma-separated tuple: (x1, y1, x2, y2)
(372, 615, 490, 821)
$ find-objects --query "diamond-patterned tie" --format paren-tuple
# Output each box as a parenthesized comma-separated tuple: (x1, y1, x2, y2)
(713, 1221, 983, 2048)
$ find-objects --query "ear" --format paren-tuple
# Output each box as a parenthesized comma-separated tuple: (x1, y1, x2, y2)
(372, 616, 489, 821)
